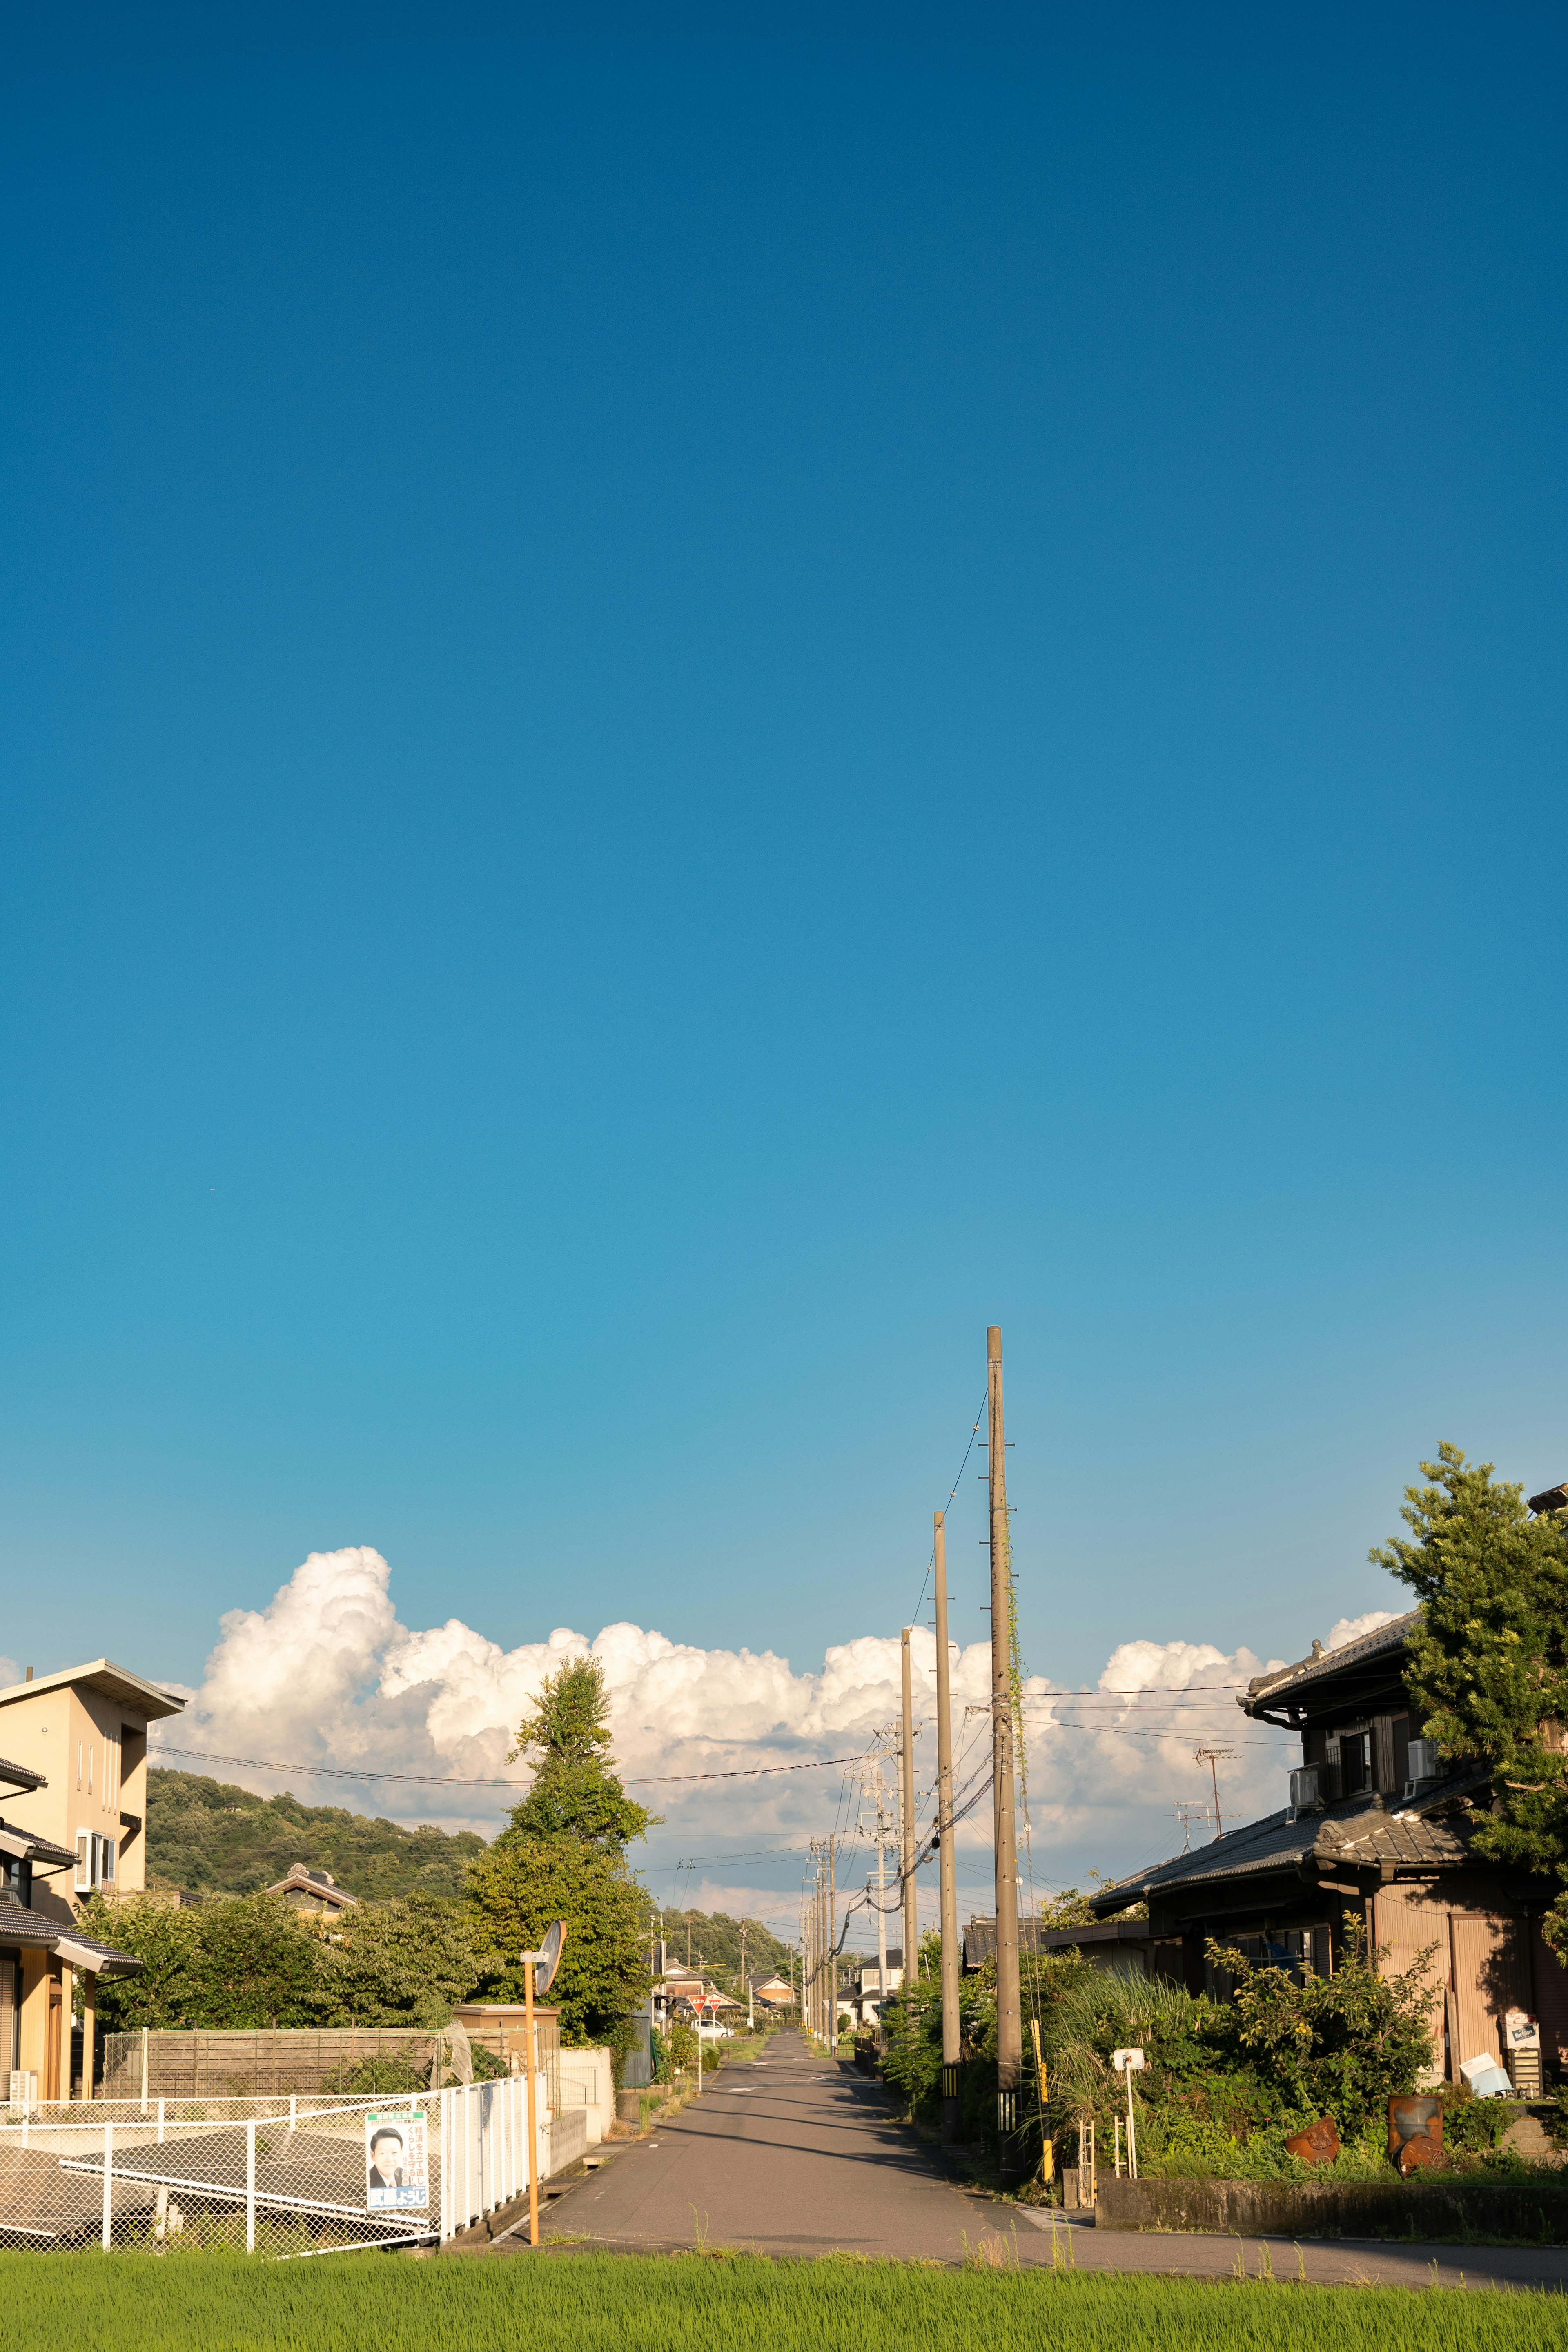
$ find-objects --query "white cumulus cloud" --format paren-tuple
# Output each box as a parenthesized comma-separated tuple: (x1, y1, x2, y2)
(154, 1547, 1365, 1937)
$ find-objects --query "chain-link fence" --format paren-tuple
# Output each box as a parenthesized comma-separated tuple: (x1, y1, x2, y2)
(0, 2076, 543, 2256)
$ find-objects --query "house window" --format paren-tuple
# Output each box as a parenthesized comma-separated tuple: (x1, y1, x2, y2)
(100, 1834, 115, 1886)
(1338, 1731, 1372, 1796)
(75, 1833, 92, 1892)
(76, 1742, 82, 1793)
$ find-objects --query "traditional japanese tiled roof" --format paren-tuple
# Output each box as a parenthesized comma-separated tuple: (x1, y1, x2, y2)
(0, 1756, 45, 1794)
(1240, 1611, 1419, 1718)
(1091, 1765, 1490, 1913)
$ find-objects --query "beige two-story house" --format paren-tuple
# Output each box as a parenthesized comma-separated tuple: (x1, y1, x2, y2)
(0, 1661, 184, 2099)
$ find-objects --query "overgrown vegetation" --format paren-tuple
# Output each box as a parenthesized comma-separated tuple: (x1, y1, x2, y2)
(146, 1770, 488, 1902)
(0, 2251, 1559, 2352)
(881, 1924, 1488, 2185)
(1373, 1443, 1568, 1957)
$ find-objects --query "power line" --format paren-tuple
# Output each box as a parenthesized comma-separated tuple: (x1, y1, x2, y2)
(149, 1743, 876, 1788)
(911, 1387, 989, 1627)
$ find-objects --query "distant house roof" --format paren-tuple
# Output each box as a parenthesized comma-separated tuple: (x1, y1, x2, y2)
(962, 1917, 1074, 1971)
(269, 1864, 359, 1911)
(0, 1661, 185, 1722)
(1037, 1919, 1156, 1953)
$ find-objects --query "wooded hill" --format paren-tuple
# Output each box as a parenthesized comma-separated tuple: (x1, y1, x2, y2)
(146, 1769, 489, 1901)
(656, 1906, 793, 1993)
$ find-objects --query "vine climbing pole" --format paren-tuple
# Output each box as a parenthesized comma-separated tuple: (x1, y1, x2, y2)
(987, 1323, 1023, 2174)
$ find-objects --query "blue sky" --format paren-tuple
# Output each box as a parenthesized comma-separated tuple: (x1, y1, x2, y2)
(4, 4, 1566, 1764)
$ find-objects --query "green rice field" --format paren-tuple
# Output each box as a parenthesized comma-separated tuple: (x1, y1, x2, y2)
(4, 2252, 1568, 2352)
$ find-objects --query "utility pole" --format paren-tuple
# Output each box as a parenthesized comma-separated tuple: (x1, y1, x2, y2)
(828, 1834, 838, 2051)
(934, 1508, 962, 2145)
(873, 1767, 889, 2042)
(900, 1627, 919, 1989)
(987, 1323, 1023, 2165)
(852, 1757, 894, 2048)
(808, 1853, 820, 2038)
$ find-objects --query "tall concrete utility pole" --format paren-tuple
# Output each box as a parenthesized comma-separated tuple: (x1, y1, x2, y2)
(828, 1835, 838, 2049)
(987, 1323, 1022, 2160)
(933, 1508, 962, 2144)
(873, 1766, 890, 2045)
(900, 1628, 919, 1987)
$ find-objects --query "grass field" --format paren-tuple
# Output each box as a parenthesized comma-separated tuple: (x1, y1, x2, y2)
(5, 2251, 1568, 2352)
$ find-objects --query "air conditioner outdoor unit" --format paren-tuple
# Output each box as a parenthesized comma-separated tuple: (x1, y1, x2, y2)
(1288, 1762, 1341, 1815)
(1404, 1737, 1440, 1795)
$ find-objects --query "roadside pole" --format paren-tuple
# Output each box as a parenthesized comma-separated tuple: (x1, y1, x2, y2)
(873, 1763, 889, 2047)
(987, 1323, 1023, 2169)
(523, 1956, 540, 2247)
(934, 1508, 962, 2143)
(518, 1922, 566, 2249)
(900, 1628, 919, 1988)
(828, 1835, 838, 2051)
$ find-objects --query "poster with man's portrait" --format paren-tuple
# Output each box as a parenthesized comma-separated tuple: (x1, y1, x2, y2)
(365, 2107, 429, 2211)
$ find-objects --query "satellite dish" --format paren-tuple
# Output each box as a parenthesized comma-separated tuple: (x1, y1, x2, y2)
(535, 1918, 567, 1998)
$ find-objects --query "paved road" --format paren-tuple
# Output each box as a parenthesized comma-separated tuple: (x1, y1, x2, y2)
(519, 2033, 1568, 2291)
(542, 2033, 980, 2262)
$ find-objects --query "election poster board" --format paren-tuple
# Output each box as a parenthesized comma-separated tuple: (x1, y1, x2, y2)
(365, 2107, 430, 2212)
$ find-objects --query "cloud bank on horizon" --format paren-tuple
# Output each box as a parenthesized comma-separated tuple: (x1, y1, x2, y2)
(150, 1550, 1400, 1935)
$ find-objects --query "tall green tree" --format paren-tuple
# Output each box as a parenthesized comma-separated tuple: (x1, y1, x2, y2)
(1373, 1442, 1568, 1952)
(466, 1655, 657, 2064)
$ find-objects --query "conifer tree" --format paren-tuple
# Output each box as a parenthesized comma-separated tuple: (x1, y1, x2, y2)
(1373, 1442, 1568, 1952)
(466, 1654, 657, 2060)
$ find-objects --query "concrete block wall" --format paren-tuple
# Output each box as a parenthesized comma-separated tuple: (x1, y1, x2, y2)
(558, 2046, 615, 2145)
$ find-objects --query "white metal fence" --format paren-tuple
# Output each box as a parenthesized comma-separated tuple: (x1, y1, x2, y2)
(0, 2077, 545, 2256)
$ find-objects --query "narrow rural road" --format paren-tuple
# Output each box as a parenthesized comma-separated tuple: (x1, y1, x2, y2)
(542, 2031, 984, 2261)
(514, 2031, 1568, 2292)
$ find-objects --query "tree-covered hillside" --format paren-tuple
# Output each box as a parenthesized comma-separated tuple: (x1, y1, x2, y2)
(656, 1906, 793, 1993)
(147, 1770, 489, 1900)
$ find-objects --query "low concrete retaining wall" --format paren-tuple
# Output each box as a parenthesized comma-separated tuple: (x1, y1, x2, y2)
(546, 2106, 588, 2176)
(1097, 2175, 1568, 2242)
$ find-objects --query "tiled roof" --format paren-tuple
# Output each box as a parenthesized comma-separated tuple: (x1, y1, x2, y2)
(0, 1897, 143, 1974)
(1241, 1611, 1419, 1715)
(0, 1898, 67, 1946)
(1091, 1766, 1490, 1912)
(0, 1819, 76, 1869)
(0, 1756, 45, 1794)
